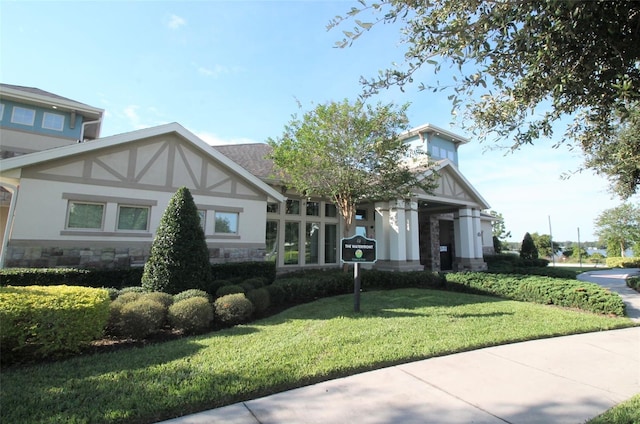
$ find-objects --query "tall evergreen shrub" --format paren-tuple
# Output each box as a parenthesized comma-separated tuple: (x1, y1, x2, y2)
(520, 232, 539, 260)
(142, 187, 212, 294)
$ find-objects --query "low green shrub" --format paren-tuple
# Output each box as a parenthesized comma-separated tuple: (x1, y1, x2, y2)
(114, 291, 144, 304)
(0, 268, 143, 289)
(265, 284, 286, 306)
(361, 270, 445, 290)
(107, 297, 165, 339)
(607, 257, 640, 268)
(173, 289, 210, 303)
(214, 293, 254, 325)
(238, 282, 255, 293)
(104, 287, 120, 300)
(211, 261, 276, 285)
(242, 277, 268, 288)
(216, 284, 245, 297)
(119, 286, 146, 295)
(146, 292, 174, 308)
(627, 276, 639, 291)
(246, 288, 271, 314)
(168, 297, 214, 334)
(0, 285, 110, 363)
(445, 272, 625, 316)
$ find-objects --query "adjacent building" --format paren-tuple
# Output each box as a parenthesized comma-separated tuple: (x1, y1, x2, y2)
(0, 84, 493, 272)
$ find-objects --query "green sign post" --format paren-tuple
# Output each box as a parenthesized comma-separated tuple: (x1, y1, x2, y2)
(341, 235, 377, 312)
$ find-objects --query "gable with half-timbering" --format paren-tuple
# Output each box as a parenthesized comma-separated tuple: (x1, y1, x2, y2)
(22, 133, 264, 200)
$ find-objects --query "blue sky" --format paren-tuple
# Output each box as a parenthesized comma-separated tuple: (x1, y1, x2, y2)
(2, 0, 635, 243)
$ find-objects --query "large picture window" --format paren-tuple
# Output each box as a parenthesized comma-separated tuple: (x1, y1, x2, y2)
(265, 221, 278, 262)
(325, 224, 337, 263)
(67, 202, 104, 229)
(117, 206, 149, 231)
(215, 211, 238, 234)
(284, 222, 299, 265)
(306, 222, 320, 264)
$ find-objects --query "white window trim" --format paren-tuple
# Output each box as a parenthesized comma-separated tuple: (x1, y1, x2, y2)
(11, 106, 35, 126)
(42, 111, 65, 131)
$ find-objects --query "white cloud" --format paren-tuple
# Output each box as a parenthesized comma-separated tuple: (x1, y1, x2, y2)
(167, 14, 186, 30)
(195, 131, 259, 146)
(197, 64, 229, 78)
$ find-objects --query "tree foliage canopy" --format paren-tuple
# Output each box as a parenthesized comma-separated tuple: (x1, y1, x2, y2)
(329, 0, 640, 198)
(520, 232, 539, 260)
(594, 203, 640, 257)
(268, 99, 436, 236)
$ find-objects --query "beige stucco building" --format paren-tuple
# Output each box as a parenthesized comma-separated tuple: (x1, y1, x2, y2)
(0, 84, 494, 272)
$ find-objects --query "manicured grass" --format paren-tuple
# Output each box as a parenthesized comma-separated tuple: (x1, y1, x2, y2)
(1, 288, 636, 424)
(587, 393, 640, 424)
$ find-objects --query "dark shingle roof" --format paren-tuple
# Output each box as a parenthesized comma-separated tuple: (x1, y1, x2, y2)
(213, 143, 276, 180)
(0, 83, 98, 110)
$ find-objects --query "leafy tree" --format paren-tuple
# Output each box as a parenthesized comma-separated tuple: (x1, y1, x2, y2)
(330, 1, 640, 198)
(489, 210, 511, 253)
(142, 187, 212, 294)
(268, 99, 436, 238)
(581, 105, 640, 199)
(594, 203, 640, 257)
(530, 233, 561, 259)
(520, 232, 538, 260)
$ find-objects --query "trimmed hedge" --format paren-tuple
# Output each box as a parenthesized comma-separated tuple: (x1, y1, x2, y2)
(0, 261, 277, 290)
(445, 272, 625, 317)
(0, 285, 110, 363)
(607, 257, 640, 268)
(627, 276, 639, 291)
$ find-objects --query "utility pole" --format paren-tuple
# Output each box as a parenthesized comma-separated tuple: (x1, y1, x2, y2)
(577, 227, 582, 268)
(548, 215, 555, 266)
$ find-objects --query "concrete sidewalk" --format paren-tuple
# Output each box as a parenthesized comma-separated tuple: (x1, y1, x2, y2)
(159, 270, 640, 424)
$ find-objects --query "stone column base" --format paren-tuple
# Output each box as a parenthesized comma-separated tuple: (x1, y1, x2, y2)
(454, 258, 488, 272)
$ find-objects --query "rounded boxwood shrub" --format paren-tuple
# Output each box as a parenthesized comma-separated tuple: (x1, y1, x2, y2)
(118, 286, 146, 295)
(238, 282, 255, 293)
(214, 293, 254, 325)
(216, 284, 244, 297)
(174, 289, 210, 303)
(168, 297, 214, 334)
(113, 291, 143, 304)
(246, 288, 271, 314)
(109, 298, 165, 339)
(146, 292, 174, 308)
(242, 277, 267, 289)
(265, 284, 286, 306)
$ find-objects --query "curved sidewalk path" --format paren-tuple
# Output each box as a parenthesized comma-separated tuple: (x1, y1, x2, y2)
(577, 268, 640, 321)
(160, 270, 640, 424)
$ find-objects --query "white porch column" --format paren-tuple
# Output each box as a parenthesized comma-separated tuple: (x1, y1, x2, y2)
(374, 201, 390, 261)
(457, 207, 474, 259)
(405, 199, 420, 262)
(389, 199, 407, 262)
(472, 209, 483, 259)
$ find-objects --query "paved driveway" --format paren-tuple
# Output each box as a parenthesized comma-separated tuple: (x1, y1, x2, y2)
(577, 268, 640, 321)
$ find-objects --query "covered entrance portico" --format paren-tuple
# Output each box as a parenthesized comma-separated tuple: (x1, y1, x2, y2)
(373, 160, 491, 272)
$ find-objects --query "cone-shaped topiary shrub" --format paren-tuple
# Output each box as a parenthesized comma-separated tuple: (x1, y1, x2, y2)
(142, 187, 212, 294)
(520, 232, 539, 260)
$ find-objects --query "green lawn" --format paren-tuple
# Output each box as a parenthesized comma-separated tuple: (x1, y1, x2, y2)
(587, 393, 640, 424)
(1, 288, 636, 424)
